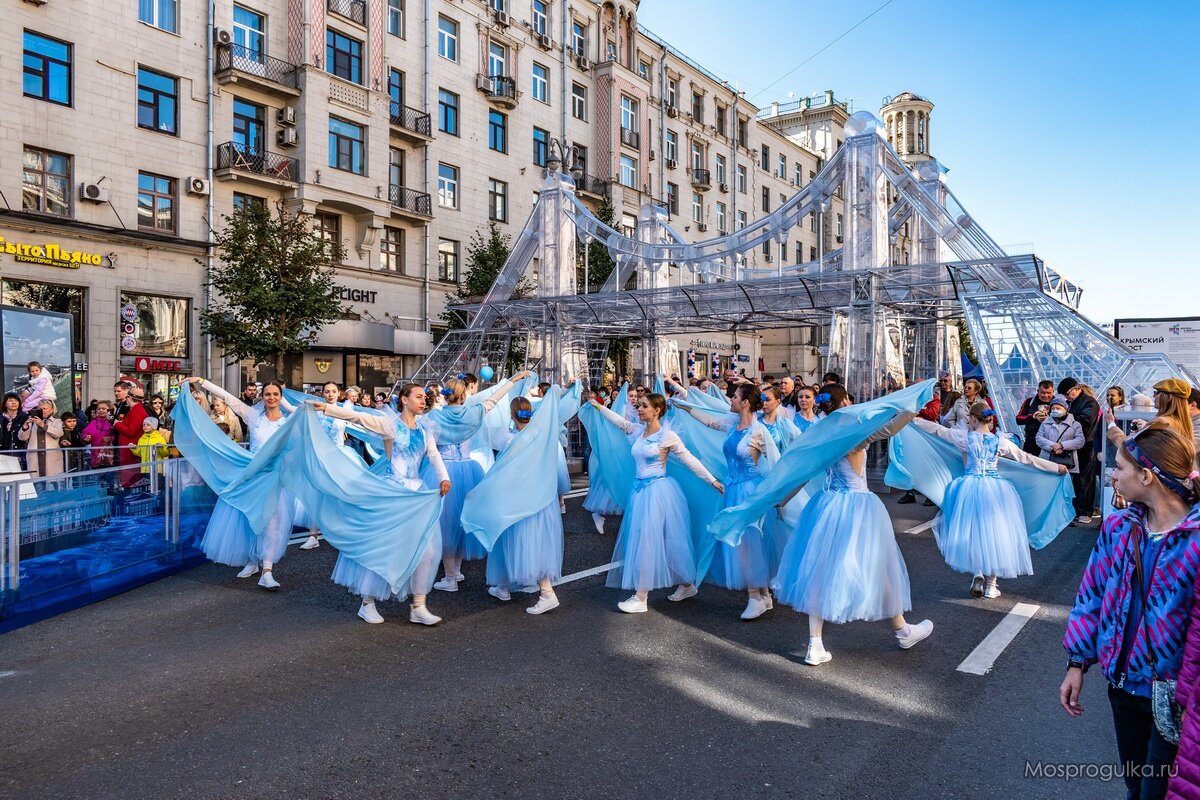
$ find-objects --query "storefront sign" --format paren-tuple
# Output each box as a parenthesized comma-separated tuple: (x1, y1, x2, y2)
(133, 356, 186, 372)
(121, 335, 137, 352)
(121, 304, 138, 323)
(337, 286, 378, 304)
(690, 338, 734, 352)
(0, 235, 105, 268)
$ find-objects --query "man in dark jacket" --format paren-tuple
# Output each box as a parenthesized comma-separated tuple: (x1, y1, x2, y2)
(113, 377, 149, 488)
(937, 372, 960, 419)
(1059, 376, 1100, 524)
(1016, 379, 1055, 454)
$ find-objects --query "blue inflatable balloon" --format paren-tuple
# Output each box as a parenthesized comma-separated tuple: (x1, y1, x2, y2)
(480, 365, 495, 382)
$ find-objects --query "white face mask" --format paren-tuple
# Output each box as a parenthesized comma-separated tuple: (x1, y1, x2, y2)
(1051, 409, 1066, 420)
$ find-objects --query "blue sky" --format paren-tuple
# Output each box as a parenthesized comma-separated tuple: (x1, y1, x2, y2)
(637, 0, 1200, 325)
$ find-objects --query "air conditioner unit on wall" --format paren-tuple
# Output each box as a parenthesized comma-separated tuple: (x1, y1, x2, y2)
(697, 223, 708, 232)
(78, 182, 108, 203)
(494, 10, 510, 26)
(277, 106, 296, 126)
(214, 28, 233, 46)
(186, 177, 211, 196)
(578, 56, 591, 71)
(719, 182, 729, 193)
(666, 106, 678, 118)
(665, 158, 677, 169)
(538, 33, 552, 49)
(277, 128, 299, 147)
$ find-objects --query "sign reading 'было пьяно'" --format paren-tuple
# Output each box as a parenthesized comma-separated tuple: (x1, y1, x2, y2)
(0, 235, 105, 268)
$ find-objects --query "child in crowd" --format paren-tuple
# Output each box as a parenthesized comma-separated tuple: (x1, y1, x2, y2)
(59, 411, 85, 472)
(20, 361, 56, 415)
(81, 401, 116, 469)
(136, 417, 170, 475)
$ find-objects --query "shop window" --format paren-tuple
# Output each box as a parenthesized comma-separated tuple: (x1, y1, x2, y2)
(120, 292, 190, 358)
(1, 278, 86, 355)
(23, 31, 72, 106)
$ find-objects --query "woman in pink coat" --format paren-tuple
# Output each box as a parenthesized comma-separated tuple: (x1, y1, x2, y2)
(1170, 580, 1200, 798)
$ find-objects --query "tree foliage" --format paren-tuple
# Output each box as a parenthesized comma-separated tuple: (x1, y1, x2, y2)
(441, 221, 530, 331)
(578, 195, 617, 293)
(957, 318, 979, 366)
(199, 203, 344, 377)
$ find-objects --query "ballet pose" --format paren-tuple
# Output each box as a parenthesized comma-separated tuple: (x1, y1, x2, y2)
(912, 404, 1068, 598)
(587, 393, 724, 613)
(581, 384, 630, 535)
(759, 385, 802, 452)
(772, 384, 934, 666)
(677, 384, 779, 620)
(185, 377, 296, 591)
(314, 383, 451, 625)
(299, 381, 361, 550)
(427, 371, 530, 591)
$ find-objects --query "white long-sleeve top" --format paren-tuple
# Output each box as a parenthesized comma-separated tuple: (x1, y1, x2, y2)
(591, 402, 716, 484)
(200, 380, 295, 454)
(913, 417, 1064, 473)
(323, 403, 449, 487)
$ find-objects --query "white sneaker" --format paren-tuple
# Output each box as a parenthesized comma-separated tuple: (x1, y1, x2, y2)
(804, 642, 833, 666)
(560, 500, 567, 514)
(1075, 515, 1093, 525)
(592, 512, 606, 534)
(236, 563, 259, 579)
(983, 580, 1002, 599)
(618, 595, 648, 614)
(433, 576, 459, 592)
(453, 572, 465, 582)
(897, 619, 934, 650)
(258, 572, 280, 591)
(357, 602, 384, 624)
(300, 535, 320, 550)
(526, 593, 560, 615)
(409, 604, 442, 625)
(970, 575, 985, 598)
(740, 596, 769, 620)
(668, 584, 698, 602)
(488, 586, 511, 602)
(763, 593, 774, 610)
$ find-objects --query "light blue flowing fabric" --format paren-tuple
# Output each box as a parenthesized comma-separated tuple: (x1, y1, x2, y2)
(708, 380, 937, 545)
(174, 391, 443, 594)
(705, 383, 727, 403)
(885, 423, 1076, 549)
(653, 374, 666, 396)
(557, 382, 583, 426)
(760, 412, 802, 453)
(665, 397, 733, 481)
(282, 388, 388, 452)
(579, 402, 637, 502)
(611, 383, 629, 415)
(462, 388, 561, 551)
(685, 387, 734, 412)
(422, 403, 487, 445)
(481, 372, 538, 449)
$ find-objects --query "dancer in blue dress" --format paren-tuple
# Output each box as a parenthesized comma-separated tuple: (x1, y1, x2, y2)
(298, 381, 363, 551)
(760, 386, 801, 452)
(582, 384, 629, 534)
(677, 384, 778, 620)
(913, 403, 1068, 599)
(792, 385, 820, 433)
(316, 383, 451, 625)
(187, 377, 296, 591)
(772, 384, 934, 666)
(586, 394, 724, 613)
(426, 371, 530, 591)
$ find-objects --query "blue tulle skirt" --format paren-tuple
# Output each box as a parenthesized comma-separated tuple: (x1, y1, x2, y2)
(773, 488, 911, 623)
(557, 444, 571, 496)
(201, 493, 295, 566)
(330, 527, 442, 601)
(704, 476, 778, 590)
(606, 476, 695, 591)
(486, 503, 564, 587)
(583, 477, 624, 515)
(294, 445, 362, 529)
(435, 458, 488, 561)
(933, 474, 1033, 578)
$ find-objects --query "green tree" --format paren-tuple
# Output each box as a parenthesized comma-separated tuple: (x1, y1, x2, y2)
(199, 203, 344, 379)
(957, 318, 979, 366)
(578, 195, 617, 293)
(441, 221, 515, 331)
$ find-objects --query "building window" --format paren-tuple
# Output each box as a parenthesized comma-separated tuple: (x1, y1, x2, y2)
(388, 68, 405, 109)
(571, 83, 587, 121)
(388, 0, 405, 37)
(137, 172, 175, 233)
(762, 240, 771, 257)
(325, 29, 363, 84)
(232, 98, 265, 153)
(233, 6, 266, 57)
(837, 213, 844, 238)
(380, 227, 403, 272)
(606, 39, 617, 61)
(488, 178, 508, 223)
(690, 141, 703, 171)
(438, 238, 460, 282)
(715, 105, 726, 138)
(778, 154, 786, 178)
(691, 192, 702, 223)
(573, 143, 589, 176)
(328, 117, 366, 174)
(796, 241, 804, 262)
(810, 245, 817, 261)
(736, 164, 747, 193)
(22, 146, 71, 218)
(232, 192, 266, 212)
(715, 154, 726, 185)
(737, 117, 749, 144)
(665, 77, 677, 109)
(761, 186, 770, 213)
(638, 59, 650, 79)
(690, 92, 703, 123)
(490, 0, 505, 10)
(437, 16, 458, 61)
(437, 163, 459, 208)
(139, 0, 178, 33)
(488, 110, 507, 153)
(314, 212, 340, 260)
(620, 95, 638, 131)
(438, 89, 459, 135)
(665, 130, 678, 163)
(666, 182, 678, 216)
(531, 0, 548, 35)
(137, 67, 178, 135)
(760, 144, 770, 170)
(533, 127, 549, 166)
(737, 211, 747, 230)
(716, 202, 727, 234)
(532, 62, 549, 103)
(488, 41, 508, 79)
(571, 21, 587, 55)
(794, 162, 803, 186)
(389, 147, 405, 189)
(619, 155, 637, 188)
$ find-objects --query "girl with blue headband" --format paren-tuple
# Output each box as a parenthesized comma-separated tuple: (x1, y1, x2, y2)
(914, 401, 1068, 600)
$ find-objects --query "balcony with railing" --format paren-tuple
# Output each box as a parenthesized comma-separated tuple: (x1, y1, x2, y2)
(573, 174, 610, 198)
(389, 185, 433, 220)
(389, 102, 432, 141)
(478, 75, 518, 109)
(620, 127, 640, 150)
(690, 168, 711, 190)
(214, 45, 300, 96)
(328, 0, 366, 25)
(215, 142, 299, 185)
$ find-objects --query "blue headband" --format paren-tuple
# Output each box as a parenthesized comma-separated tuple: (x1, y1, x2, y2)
(760, 393, 770, 404)
(1124, 438, 1198, 502)
(440, 387, 454, 396)
(515, 409, 533, 421)
(456, 373, 466, 380)
(815, 392, 831, 405)
(982, 409, 996, 418)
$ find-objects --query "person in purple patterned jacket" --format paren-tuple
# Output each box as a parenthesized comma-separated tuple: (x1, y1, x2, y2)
(1061, 423, 1200, 800)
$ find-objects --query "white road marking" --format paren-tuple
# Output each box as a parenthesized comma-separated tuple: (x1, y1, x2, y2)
(0, 671, 16, 679)
(904, 520, 933, 535)
(562, 488, 589, 499)
(956, 602, 1041, 676)
(517, 560, 622, 593)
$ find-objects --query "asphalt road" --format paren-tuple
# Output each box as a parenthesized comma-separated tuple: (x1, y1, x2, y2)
(0, 486, 1121, 800)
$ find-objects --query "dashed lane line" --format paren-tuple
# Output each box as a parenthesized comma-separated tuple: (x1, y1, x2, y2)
(956, 602, 1041, 676)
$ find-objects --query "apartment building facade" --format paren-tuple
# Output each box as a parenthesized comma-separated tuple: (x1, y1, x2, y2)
(2, 0, 843, 402)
